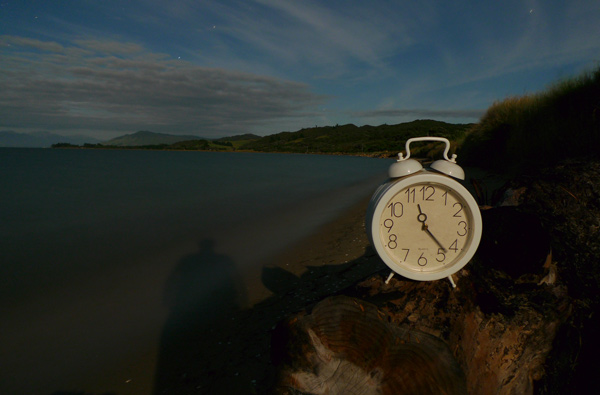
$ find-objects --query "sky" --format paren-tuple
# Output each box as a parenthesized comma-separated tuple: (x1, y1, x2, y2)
(1, 0, 599, 140)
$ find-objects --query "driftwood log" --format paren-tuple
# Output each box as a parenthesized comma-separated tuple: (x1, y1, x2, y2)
(271, 295, 467, 394)
(272, 159, 600, 394)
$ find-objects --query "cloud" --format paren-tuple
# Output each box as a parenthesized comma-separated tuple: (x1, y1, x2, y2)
(191, 0, 423, 81)
(73, 39, 145, 55)
(0, 35, 325, 138)
(254, 0, 396, 65)
(2, 36, 68, 53)
(188, 0, 599, 107)
(424, 1, 600, 93)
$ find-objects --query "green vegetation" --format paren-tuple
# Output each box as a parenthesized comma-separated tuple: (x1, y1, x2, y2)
(51, 142, 79, 148)
(239, 120, 472, 157)
(215, 133, 260, 142)
(169, 140, 210, 150)
(215, 134, 261, 150)
(105, 130, 202, 146)
(53, 140, 226, 151)
(459, 67, 600, 173)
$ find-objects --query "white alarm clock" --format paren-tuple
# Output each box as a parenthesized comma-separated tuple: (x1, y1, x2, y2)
(366, 137, 482, 287)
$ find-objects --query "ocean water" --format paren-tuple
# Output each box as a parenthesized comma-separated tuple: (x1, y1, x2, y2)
(0, 148, 389, 394)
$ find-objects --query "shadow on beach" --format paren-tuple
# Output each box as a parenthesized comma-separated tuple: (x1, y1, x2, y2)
(153, 242, 384, 394)
(155, 244, 382, 394)
(153, 239, 245, 394)
(152, 196, 388, 393)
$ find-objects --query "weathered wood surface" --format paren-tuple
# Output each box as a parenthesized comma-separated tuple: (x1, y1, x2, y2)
(272, 295, 467, 395)
(272, 159, 600, 394)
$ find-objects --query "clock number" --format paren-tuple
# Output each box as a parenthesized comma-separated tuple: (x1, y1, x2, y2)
(387, 202, 403, 218)
(419, 186, 435, 201)
(405, 188, 416, 203)
(401, 248, 410, 261)
(453, 202, 463, 217)
(383, 218, 394, 233)
(449, 239, 459, 252)
(436, 248, 446, 262)
(388, 234, 397, 249)
(418, 252, 427, 266)
(457, 221, 468, 236)
(442, 190, 448, 205)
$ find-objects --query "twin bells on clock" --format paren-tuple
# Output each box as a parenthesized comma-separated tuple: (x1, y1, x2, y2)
(388, 136, 465, 180)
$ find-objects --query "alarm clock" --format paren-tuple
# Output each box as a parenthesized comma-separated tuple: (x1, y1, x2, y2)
(366, 137, 482, 287)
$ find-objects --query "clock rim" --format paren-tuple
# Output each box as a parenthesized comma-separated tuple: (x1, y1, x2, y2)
(368, 172, 482, 281)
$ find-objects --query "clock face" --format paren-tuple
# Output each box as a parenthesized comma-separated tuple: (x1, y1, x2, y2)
(376, 178, 479, 278)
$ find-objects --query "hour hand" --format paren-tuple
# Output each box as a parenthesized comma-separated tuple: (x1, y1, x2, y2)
(417, 204, 427, 225)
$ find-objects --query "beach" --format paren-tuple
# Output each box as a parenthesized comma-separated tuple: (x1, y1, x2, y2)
(152, 194, 387, 394)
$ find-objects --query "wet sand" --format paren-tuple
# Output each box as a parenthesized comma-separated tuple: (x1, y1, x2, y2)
(153, 195, 388, 394)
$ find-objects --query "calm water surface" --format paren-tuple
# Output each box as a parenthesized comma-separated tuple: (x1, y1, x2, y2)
(0, 148, 388, 394)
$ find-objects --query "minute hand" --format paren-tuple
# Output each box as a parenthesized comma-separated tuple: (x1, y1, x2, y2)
(417, 204, 447, 252)
(423, 225, 447, 252)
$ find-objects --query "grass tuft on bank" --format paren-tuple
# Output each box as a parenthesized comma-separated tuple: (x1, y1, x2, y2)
(459, 67, 600, 173)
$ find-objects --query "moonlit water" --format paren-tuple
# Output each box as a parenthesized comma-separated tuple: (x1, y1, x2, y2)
(0, 148, 388, 394)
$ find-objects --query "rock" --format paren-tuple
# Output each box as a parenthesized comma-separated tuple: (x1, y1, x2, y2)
(478, 206, 551, 278)
(488, 158, 600, 392)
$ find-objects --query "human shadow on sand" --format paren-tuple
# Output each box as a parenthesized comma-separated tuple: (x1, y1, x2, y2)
(153, 239, 245, 394)
(154, 242, 385, 394)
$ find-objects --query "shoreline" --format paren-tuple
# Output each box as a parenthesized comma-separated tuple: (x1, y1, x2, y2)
(262, 194, 379, 279)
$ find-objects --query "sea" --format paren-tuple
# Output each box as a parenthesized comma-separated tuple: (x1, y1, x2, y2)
(0, 148, 389, 394)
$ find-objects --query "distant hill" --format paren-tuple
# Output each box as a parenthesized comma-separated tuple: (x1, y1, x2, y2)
(0, 130, 101, 148)
(240, 120, 472, 156)
(44, 121, 472, 156)
(105, 131, 203, 146)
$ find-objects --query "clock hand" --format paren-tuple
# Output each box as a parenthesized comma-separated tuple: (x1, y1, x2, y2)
(424, 227, 447, 252)
(417, 204, 427, 224)
(417, 204, 447, 252)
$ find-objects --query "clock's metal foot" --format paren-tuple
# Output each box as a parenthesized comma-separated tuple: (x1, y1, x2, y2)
(385, 272, 395, 284)
(447, 274, 456, 288)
